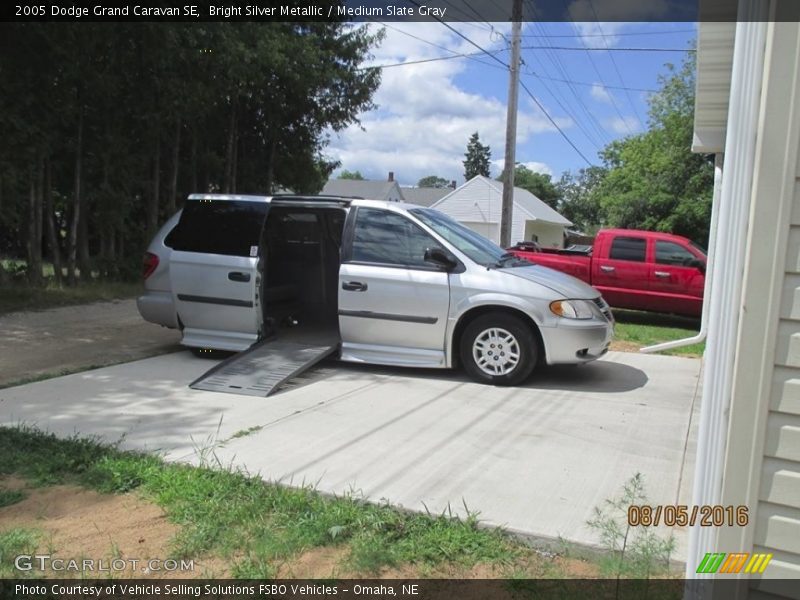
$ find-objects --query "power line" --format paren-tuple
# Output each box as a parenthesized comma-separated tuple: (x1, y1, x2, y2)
(525, 21, 612, 147)
(586, 0, 647, 131)
(532, 72, 658, 93)
(521, 46, 696, 52)
(378, 22, 505, 71)
(570, 21, 635, 135)
(406, 0, 510, 69)
(520, 80, 595, 167)
(387, 5, 596, 167)
(519, 28, 697, 38)
(361, 50, 506, 70)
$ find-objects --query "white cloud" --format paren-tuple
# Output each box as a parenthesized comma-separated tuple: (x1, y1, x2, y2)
(605, 116, 641, 135)
(521, 162, 554, 176)
(590, 83, 613, 104)
(491, 160, 553, 177)
(325, 23, 570, 186)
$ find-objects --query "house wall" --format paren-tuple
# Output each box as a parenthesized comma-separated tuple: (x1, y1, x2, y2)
(713, 15, 800, 596)
(524, 221, 563, 248)
(433, 178, 499, 225)
(462, 221, 500, 242)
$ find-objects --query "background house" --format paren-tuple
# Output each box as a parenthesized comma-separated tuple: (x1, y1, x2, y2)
(320, 172, 404, 202)
(431, 175, 571, 247)
(399, 185, 452, 207)
(686, 5, 800, 594)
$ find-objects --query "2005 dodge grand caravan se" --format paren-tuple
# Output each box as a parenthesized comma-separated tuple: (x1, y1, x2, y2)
(138, 194, 613, 386)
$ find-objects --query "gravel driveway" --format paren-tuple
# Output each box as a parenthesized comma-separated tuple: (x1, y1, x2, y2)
(0, 299, 181, 387)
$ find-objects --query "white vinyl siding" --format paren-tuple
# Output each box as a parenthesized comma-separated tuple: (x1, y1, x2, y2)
(462, 221, 499, 243)
(432, 176, 567, 247)
(755, 179, 800, 577)
(748, 50, 800, 581)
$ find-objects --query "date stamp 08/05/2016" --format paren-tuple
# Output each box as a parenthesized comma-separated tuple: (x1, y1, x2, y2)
(627, 504, 749, 527)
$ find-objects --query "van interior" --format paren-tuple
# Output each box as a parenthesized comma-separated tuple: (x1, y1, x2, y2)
(259, 206, 346, 344)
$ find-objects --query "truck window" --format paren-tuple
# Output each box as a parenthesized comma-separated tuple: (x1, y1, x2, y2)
(609, 237, 646, 262)
(351, 208, 437, 268)
(656, 240, 697, 266)
(170, 200, 267, 257)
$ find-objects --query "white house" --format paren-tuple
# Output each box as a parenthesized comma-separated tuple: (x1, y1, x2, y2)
(430, 175, 571, 247)
(682, 6, 800, 595)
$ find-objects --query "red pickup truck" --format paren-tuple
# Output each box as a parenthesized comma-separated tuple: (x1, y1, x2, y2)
(508, 229, 706, 317)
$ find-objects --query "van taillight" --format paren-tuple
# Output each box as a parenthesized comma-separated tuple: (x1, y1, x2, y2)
(143, 252, 159, 279)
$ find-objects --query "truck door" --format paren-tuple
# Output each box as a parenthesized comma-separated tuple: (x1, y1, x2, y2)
(338, 206, 451, 367)
(649, 239, 705, 316)
(169, 198, 269, 351)
(592, 234, 651, 311)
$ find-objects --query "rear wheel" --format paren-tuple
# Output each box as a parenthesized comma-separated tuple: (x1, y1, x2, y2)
(460, 313, 538, 386)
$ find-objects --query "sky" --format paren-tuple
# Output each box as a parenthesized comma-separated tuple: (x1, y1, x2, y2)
(324, 21, 697, 187)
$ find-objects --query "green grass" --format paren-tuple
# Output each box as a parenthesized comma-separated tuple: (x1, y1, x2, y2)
(0, 528, 40, 577)
(0, 489, 26, 508)
(0, 426, 522, 577)
(612, 309, 705, 357)
(0, 281, 142, 316)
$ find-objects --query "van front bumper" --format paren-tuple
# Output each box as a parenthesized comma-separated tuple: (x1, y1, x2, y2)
(541, 318, 614, 365)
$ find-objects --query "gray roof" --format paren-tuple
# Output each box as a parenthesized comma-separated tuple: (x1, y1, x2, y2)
(321, 179, 400, 201)
(399, 187, 451, 207)
(438, 176, 570, 226)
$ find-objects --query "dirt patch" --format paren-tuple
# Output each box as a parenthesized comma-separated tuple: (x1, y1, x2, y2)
(610, 340, 644, 353)
(0, 299, 181, 387)
(1, 477, 599, 580)
(0, 477, 218, 579)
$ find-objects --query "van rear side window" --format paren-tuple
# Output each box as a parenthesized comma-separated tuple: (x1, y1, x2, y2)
(170, 200, 267, 256)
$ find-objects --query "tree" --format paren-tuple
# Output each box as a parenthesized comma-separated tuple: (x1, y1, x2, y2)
(463, 132, 491, 180)
(556, 166, 607, 233)
(0, 21, 382, 283)
(496, 164, 560, 209)
(590, 51, 713, 244)
(338, 170, 365, 180)
(417, 175, 450, 188)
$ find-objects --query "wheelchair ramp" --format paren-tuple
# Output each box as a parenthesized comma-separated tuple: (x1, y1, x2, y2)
(190, 338, 338, 397)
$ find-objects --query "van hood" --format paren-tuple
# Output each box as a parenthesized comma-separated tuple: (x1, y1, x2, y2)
(502, 265, 600, 299)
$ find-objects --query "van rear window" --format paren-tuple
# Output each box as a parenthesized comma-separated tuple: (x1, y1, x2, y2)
(170, 200, 267, 256)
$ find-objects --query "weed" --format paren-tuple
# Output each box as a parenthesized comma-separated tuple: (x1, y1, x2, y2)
(0, 489, 26, 508)
(586, 473, 676, 581)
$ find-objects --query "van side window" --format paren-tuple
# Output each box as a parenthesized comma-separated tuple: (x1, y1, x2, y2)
(609, 236, 646, 262)
(170, 200, 267, 257)
(351, 208, 437, 268)
(655, 240, 696, 266)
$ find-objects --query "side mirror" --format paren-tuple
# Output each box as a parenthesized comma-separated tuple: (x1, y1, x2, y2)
(424, 247, 458, 270)
(689, 258, 706, 274)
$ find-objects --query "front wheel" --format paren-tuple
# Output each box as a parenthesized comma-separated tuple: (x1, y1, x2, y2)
(460, 313, 538, 386)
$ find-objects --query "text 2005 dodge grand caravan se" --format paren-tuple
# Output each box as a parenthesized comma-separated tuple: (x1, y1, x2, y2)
(138, 194, 613, 386)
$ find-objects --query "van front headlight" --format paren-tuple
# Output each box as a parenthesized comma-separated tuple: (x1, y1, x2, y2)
(549, 299, 595, 320)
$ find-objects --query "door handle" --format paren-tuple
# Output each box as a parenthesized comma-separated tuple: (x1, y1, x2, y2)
(228, 271, 251, 282)
(342, 281, 368, 292)
(654, 271, 671, 278)
(600, 265, 615, 273)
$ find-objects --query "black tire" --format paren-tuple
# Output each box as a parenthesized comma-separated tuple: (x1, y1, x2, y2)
(460, 313, 538, 386)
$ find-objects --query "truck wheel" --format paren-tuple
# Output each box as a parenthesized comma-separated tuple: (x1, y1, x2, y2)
(460, 313, 538, 386)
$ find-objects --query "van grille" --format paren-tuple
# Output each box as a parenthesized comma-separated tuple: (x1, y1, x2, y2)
(593, 297, 614, 322)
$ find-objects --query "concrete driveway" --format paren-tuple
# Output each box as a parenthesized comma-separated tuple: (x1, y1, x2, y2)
(0, 350, 702, 561)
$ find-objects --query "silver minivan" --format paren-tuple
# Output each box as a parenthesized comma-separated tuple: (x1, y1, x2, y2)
(138, 194, 613, 386)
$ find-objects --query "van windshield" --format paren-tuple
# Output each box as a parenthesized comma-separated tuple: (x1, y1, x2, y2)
(410, 208, 508, 267)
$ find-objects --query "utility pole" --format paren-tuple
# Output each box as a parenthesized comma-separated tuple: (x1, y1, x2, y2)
(500, 0, 523, 248)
